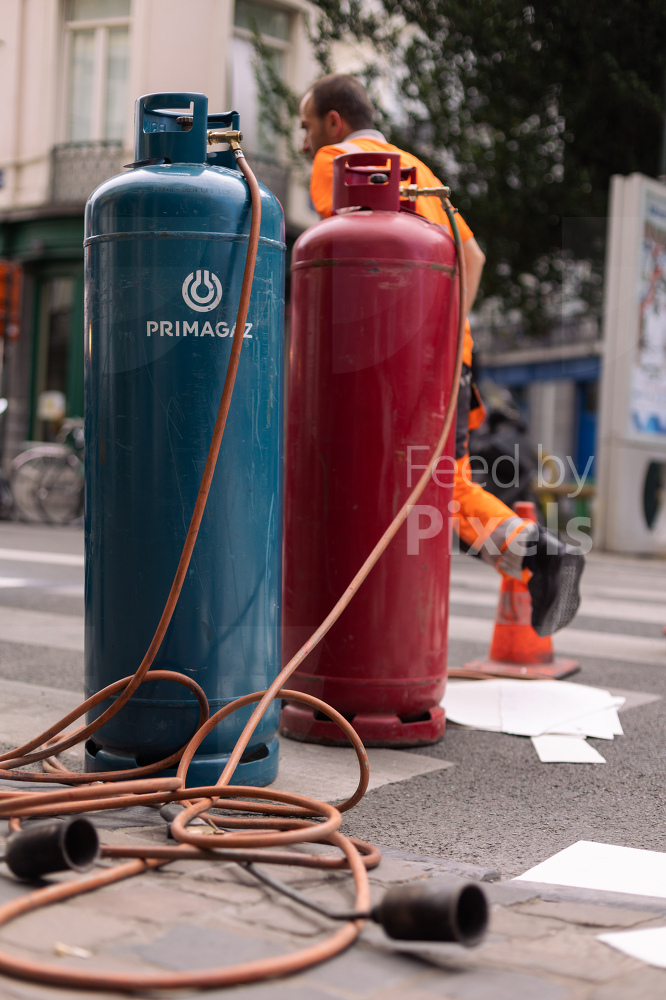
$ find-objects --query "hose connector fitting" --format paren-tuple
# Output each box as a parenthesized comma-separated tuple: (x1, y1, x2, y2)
(400, 183, 451, 203)
(372, 879, 489, 946)
(5, 817, 100, 880)
(207, 129, 245, 159)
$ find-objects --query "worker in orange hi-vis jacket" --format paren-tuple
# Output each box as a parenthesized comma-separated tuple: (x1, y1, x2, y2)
(299, 74, 584, 636)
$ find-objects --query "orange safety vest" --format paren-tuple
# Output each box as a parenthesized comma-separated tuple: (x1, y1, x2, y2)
(310, 133, 475, 366)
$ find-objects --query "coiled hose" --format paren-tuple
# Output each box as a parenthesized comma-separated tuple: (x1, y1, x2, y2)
(0, 155, 467, 993)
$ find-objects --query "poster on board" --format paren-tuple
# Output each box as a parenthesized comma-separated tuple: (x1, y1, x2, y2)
(629, 191, 666, 435)
(596, 173, 666, 553)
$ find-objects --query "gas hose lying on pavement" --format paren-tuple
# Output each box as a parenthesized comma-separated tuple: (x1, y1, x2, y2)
(0, 148, 483, 993)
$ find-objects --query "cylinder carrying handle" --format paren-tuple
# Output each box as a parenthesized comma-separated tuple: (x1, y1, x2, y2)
(134, 92, 208, 165)
(332, 151, 403, 212)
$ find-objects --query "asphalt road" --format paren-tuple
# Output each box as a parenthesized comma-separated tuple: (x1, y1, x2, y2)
(348, 551, 666, 877)
(1, 520, 665, 880)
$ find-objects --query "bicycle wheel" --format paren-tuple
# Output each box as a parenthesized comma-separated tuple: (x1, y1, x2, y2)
(10, 446, 84, 524)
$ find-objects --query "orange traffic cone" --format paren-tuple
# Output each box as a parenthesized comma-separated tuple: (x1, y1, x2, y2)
(449, 501, 580, 681)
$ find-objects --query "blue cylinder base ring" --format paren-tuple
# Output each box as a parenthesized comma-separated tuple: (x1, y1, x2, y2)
(84, 734, 280, 788)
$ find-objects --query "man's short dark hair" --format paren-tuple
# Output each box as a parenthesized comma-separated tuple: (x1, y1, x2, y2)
(308, 75, 375, 131)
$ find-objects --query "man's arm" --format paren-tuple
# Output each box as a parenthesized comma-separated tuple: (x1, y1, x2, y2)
(310, 147, 337, 218)
(462, 236, 485, 315)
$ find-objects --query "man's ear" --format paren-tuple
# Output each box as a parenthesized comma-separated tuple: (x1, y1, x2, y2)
(325, 110, 344, 141)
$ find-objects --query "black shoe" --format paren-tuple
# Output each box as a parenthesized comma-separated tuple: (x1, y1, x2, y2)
(523, 526, 585, 636)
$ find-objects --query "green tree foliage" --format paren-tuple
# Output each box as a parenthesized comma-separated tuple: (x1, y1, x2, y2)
(310, 1, 666, 331)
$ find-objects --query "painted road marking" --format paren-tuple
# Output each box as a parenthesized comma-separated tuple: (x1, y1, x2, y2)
(275, 739, 453, 802)
(449, 614, 666, 666)
(449, 588, 666, 626)
(0, 547, 83, 567)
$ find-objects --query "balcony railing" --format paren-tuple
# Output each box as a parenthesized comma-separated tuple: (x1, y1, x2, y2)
(244, 154, 290, 211)
(51, 142, 126, 204)
(50, 142, 290, 213)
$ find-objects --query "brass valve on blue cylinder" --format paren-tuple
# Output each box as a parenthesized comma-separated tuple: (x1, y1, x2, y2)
(207, 129, 244, 155)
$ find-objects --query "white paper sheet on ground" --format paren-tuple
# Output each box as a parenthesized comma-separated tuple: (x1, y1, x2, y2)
(546, 701, 625, 740)
(516, 841, 666, 898)
(598, 927, 666, 968)
(442, 679, 503, 731)
(530, 735, 606, 763)
(444, 679, 621, 738)
(499, 680, 619, 737)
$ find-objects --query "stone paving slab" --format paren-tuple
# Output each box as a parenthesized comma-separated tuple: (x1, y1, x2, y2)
(2, 813, 666, 1000)
(376, 847, 500, 884)
(588, 966, 666, 1000)
(488, 878, 666, 915)
(513, 899, 661, 928)
(377, 967, 576, 1000)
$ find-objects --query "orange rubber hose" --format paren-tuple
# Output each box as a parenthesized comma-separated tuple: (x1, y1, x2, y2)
(0, 161, 467, 993)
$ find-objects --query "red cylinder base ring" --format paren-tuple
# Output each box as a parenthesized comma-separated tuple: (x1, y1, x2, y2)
(280, 702, 445, 748)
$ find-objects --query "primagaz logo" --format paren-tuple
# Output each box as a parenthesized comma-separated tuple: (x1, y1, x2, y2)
(182, 269, 223, 312)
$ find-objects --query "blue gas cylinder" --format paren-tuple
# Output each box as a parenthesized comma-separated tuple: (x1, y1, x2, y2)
(83, 93, 285, 786)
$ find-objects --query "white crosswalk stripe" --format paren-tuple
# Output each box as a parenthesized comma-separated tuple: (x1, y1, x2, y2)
(449, 615, 666, 666)
(0, 547, 83, 567)
(0, 547, 662, 666)
(450, 587, 666, 626)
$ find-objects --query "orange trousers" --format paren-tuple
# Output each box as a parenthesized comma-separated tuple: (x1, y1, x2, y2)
(452, 455, 534, 580)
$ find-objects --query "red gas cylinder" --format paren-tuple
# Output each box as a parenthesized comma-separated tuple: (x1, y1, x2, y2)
(281, 151, 459, 746)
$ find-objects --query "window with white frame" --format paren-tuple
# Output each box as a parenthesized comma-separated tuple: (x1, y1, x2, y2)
(64, 0, 131, 143)
(232, 1, 292, 156)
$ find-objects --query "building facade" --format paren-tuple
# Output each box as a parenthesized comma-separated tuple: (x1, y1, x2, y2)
(0, 0, 319, 462)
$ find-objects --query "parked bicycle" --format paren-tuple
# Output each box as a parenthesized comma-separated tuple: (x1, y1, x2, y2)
(10, 417, 84, 524)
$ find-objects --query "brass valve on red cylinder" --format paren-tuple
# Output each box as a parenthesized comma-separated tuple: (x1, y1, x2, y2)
(400, 183, 451, 203)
